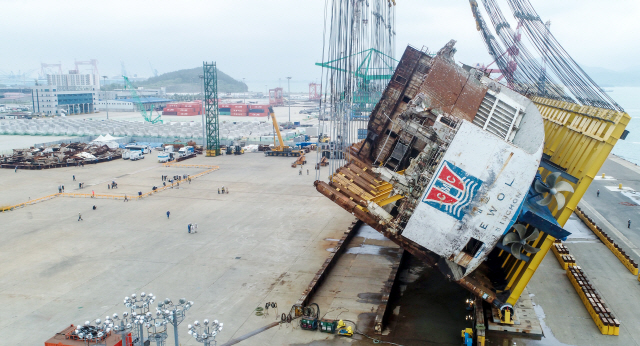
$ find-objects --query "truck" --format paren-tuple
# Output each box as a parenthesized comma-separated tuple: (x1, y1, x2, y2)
(264, 106, 304, 157)
(157, 152, 175, 163)
(130, 151, 144, 161)
(122, 150, 131, 160)
(164, 145, 174, 153)
(178, 146, 195, 157)
(125, 144, 151, 154)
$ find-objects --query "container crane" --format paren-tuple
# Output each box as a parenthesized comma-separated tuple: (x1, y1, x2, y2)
(265, 106, 302, 157)
(123, 75, 162, 124)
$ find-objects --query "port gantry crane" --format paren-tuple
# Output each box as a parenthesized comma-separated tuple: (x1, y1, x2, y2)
(123, 75, 162, 124)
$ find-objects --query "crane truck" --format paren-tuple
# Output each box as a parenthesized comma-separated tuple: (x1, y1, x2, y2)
(265, 106, 303, 157)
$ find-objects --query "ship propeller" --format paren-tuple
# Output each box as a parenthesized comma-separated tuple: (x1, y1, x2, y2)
(502, 224, 540, 261)
(534, 172, 574, 209)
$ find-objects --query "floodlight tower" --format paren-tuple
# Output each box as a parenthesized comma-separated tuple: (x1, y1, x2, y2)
(72, 319, 110, 346)
(124, 292, 156, 346)
(146, 311, 169, 346)
(156, 298, 194, 346)
(106, 312, 134, 346)
(187, 319, 223, 346)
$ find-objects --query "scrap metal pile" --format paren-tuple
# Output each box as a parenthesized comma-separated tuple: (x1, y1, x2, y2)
(0, 142, 123, 169)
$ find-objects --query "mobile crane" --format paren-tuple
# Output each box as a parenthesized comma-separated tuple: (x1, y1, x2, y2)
(265, 106, 303, 157)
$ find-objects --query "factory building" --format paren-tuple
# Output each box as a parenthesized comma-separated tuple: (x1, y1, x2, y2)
(47, 71, 99, 88)
(31, 85, 98, 115)
(95, 97, 172, 112)
(31, 70, 100, 115)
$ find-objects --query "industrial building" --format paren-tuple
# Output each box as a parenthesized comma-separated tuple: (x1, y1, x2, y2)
(103, 87, 166, 100)
(95, 97, 172, 112)
(30, 69, 101, 115)
(31, 85, 98, 115)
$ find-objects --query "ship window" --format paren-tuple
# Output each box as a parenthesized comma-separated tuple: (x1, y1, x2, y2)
(462, 238, 484, 257)
(395, 75, 407, 85)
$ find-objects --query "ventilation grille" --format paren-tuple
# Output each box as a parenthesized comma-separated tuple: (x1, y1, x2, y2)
(473, 92, 521, 140)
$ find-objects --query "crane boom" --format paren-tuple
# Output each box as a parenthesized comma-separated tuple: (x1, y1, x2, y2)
(264, 106, 302, 157)
(268, 106, 285, 149)
(123, 75, 162, 124)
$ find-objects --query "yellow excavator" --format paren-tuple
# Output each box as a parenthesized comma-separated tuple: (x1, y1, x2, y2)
(265, 106, 303, 157)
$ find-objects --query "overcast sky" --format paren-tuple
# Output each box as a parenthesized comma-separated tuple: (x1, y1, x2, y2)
(2, 0, 638, 92)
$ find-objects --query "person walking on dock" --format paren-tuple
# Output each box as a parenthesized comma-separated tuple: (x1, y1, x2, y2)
(167, 211, 170, 219)
(597, 189, 600, 197)
(73, 175, 76, 181)
(629, 219, 631, 228)
(78, 213, 83, 221)
(62, 185, 64, 192)
(124, 195, 129, 202)
(307, 169, 309, 175)
(188, 224, 191, 233)
(15, 166, 17, 172)
(92, 190, 95, 198)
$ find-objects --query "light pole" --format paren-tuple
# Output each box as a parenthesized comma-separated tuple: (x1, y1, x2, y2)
(286, 77, 292, 123)
(108, 312, 134, 346)
(124, 292, 156, 346)
(102, 76, 109, 120)
(242, 78, 246, 104)
(157, 297, 193, 346)
(188, 319, 223, 346)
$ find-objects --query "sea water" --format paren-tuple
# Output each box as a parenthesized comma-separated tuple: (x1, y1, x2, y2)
(609, 87, 640, 165)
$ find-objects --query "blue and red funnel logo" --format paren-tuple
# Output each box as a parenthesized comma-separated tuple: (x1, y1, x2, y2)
(422, 161, 483, 220)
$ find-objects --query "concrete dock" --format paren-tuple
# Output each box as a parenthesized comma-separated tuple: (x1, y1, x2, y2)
(0, 153, 359, 345)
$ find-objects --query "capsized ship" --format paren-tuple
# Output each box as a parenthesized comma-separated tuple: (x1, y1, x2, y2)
(315, 41, 571, 304)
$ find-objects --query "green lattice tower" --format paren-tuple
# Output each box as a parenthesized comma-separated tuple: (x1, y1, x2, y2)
(203, 62, 220, 156)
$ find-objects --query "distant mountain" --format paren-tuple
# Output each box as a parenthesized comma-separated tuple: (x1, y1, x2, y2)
(136, 67, 248, 93)
(583, 66, 640, 87)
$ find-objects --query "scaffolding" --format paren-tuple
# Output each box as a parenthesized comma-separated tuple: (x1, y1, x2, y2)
(203, 62, 220, 157)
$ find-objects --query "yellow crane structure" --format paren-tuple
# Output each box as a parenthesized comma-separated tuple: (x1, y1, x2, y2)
(265, 106, 303, 157)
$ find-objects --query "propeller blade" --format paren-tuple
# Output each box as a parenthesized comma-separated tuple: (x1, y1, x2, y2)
(534, 179, 550, 194)
(523, 244, 541, 254)
(525, 228, 540, 242)
(554, 181, 574, 193)
(502, 232, 520, 246)
(510, 243, 524, 260)
(555, 193, 566, 209)
(546, 172, 561, 188)
(538, 194, 554, 206)
(513, 224, 527, 239)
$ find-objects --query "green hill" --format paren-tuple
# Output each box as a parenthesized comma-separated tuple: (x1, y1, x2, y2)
(136, 67, 247, 93)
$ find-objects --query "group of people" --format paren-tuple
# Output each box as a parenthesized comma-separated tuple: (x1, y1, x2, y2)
(108, 181, 118, 189)
(299, 169, 309, 175)
(218, 186, 229, 194)
(57, 185, 65, 193)
(188, 223, 198, 234)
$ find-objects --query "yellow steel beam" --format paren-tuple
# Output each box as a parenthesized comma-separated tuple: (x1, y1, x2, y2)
(502, 97, 631, 306)
(377, 194, 404, 207)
